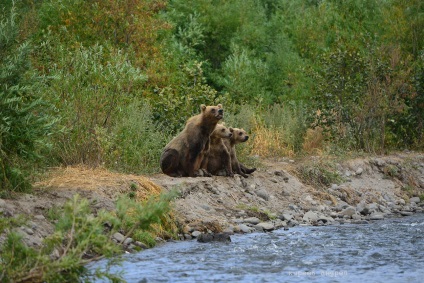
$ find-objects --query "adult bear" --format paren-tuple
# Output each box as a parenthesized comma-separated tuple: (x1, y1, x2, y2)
(160, 104, 223, 177)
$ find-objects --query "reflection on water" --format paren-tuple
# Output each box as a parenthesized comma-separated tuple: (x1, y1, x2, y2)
(89, 214, 424, 283)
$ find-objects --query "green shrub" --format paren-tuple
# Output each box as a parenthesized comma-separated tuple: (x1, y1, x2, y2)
(0, 5, 56, 194)
(0, 191, 177, 282)
(96, 100, 170, 174)
(43, 43, 147, 166)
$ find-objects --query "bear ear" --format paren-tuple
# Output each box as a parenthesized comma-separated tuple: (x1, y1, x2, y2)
(217, 104, 222, 108)
(200, 104, 206, 111)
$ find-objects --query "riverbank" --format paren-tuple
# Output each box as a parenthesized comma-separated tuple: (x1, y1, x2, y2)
(1, 152, 423, 248)
(152, 151, 424, 239)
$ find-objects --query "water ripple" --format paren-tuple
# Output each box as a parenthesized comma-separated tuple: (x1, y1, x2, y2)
(89, 214, 424, 283)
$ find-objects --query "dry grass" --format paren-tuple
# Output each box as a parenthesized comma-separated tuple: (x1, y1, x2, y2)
(302, 127, 325, 154)
(250, 122, 295, 158)
(35, 165, 162, 201)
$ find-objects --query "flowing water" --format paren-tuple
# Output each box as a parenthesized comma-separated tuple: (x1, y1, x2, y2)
(90, 214, 424, 283)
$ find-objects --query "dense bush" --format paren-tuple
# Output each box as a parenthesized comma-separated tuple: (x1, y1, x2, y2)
(0, 6, 56, 194)
(0, 192, 177, 282)
(1, 0, 423, 195)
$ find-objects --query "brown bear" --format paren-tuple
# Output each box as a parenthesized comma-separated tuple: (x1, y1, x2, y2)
(223, 128, 256, 178)
(160, 104, 223, 177)
(202, 123, 234, 176)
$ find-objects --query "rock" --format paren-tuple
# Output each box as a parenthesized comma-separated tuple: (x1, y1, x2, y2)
(335, 201, 349, 211)
(134, 241, 149, 249)
(197, 233, 231, 243)
(24, 227, 35, 235)
(367, 203, 379, 213)
(244, 217, 261, 225)
(351, 214, 362, 220)
(410, 197, 421, 204)
(256, 222, 274, 231)
(355, 167, 364, 175)
(356, 202, 370, 215)
(123, 238, 133, 246)
(223, 225, 234, 234)
(340, 207, 356, 217)
(191, 231, 202, 238)
(270, 178, 278, 183)
(369, 213, 385, 220)
(238, 224, 253, 233)
(303, 211, 319, 223)
(0, 199, 6, 208)
(400, 211, 414, 216)
(184, 234, 192, 240)
(279, 213, 293, 221)
(273, 219, 287, 229)
(112, 232, 125, 243)
(397, 198, 406, 205)
(34, 214, 45, 220)
(255, 189, 270, 201)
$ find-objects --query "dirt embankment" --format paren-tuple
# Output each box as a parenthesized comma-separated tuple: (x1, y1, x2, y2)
(1, 152, 423, 247)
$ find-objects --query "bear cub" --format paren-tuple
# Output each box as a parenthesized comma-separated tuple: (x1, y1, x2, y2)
(223, 128, 256, 178)
(202, 123, 234, 176)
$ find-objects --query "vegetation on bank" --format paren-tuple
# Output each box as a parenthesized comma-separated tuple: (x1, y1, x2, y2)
(0, 0, 423, 281)
(0, 191, 177, 283)
(1, 0, 423, 193)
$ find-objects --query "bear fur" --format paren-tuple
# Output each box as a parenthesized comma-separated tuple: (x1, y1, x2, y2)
(160, 104, 223, 177)
(223, 128, 256, 178)
(202, 123, 234, 176)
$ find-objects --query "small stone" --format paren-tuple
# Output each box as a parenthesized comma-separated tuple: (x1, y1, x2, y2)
(279, 213, 293, 221)
(244, 217, 261, 225)
(34, 215, 45, 220)
(256, 222, 274, 231)
(270, 178, 278, 183)
(355, 168, 364, 175)
(191, 231, 202, 238)
(123, 238, 133, 246)
(134, 241, 149, 249)
(369, 213, 385, 220)
(197, 233, 231, 243)
(303, 211, 319, 223)
(238, 224, 253, 233)
(340, 207, 356, 217)
(184, 234, 192, 240)
(255, 189, 270, 201)
(410, 197, 421, 204)
(112, 232, 125, 243)
(400, 211, 414, 216)
(24, 227, 34, 235)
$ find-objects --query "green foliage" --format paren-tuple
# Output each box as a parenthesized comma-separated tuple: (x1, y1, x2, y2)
(0, 192, 177, 282)
(43, 43, 147, 165)
(96, 100, 170, 174)
(0, 5, 56, 194)
(296, 158, 344, 189)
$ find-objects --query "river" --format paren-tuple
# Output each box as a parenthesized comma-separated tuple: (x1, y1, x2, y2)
(89, 213, 424, 283)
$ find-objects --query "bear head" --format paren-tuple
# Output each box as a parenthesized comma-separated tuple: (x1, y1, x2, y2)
(200, 104, 223, 121)
(212, 123, 233, 139)
(229, 128, 249, 144)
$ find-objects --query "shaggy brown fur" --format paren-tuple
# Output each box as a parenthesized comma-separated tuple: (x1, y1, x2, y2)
(160, 104, 223, 177)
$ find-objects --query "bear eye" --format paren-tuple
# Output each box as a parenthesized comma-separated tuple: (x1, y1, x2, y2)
(221, 129, 225, 132)
(211, 109, 216, 113)
(239, 132, 243, 136)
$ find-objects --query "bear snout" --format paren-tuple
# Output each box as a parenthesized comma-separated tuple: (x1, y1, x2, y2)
(244, 136, 249, 141)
